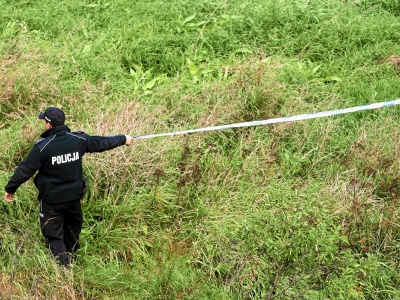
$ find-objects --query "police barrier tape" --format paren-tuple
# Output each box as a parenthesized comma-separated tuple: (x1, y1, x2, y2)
(133, 99, 400, 140)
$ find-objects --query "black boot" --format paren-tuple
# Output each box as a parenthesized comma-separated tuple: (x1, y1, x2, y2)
(57, 252, 72, 269)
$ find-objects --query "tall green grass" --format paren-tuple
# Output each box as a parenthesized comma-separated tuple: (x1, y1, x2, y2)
(1, 0, 400, 299)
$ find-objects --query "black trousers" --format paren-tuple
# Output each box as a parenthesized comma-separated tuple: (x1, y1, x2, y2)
(40, 199, 82, 267)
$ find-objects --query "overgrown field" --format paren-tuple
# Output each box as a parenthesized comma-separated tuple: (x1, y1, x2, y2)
(1, 0, 400, 299)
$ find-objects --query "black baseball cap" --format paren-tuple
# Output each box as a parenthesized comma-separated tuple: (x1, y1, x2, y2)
(38, 107, 65, 126)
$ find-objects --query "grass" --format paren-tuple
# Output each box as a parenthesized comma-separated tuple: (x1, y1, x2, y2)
(1, 0, 400, 299)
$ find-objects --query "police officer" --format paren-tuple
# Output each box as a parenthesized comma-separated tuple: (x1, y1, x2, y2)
(4, 107, 133, 268)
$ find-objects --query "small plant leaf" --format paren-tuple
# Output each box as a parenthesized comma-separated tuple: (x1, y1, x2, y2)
(182, 14, 196, 25)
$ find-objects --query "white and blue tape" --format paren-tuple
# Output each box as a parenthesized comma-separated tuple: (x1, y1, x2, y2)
(133, 99, 400, 140)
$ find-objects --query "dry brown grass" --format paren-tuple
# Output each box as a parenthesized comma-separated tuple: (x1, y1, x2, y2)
(0, 45, 59, 111)
(379, 54, 400, 73)
(0, 273, 22, 299)
(0, 266, 86, 300)
(387, 55, 400, 70)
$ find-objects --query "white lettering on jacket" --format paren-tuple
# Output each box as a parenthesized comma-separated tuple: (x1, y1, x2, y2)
(51, 152, 80, 165)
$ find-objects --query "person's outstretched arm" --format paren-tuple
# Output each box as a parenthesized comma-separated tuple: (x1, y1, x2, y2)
(84, 134, 133, 153)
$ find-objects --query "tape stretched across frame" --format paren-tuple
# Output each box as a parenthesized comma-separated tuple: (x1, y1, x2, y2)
(133, 99, 400, 140)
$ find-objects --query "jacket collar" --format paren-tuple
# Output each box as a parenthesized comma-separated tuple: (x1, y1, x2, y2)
(40, 125, 71, 138)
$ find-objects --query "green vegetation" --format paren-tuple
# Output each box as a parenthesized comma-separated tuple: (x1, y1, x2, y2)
(1, 0, 400, 298)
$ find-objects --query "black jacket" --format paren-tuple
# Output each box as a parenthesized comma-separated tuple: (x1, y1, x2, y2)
(5, 125, 126, 203)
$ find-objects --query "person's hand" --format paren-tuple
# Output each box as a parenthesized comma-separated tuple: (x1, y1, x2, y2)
(125, 135, 134, 146)
(4, 192, 14, 202)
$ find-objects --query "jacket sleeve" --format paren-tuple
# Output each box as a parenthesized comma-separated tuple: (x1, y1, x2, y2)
(84, 134, 126, 153)
(5, 146, 42, 194)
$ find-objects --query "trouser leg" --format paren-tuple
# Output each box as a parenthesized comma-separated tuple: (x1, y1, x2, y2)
(63, 200, 83, 254)
(40, 201, 70, 267)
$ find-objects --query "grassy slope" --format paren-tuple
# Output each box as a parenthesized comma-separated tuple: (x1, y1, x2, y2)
(1, 0, 400, 299)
